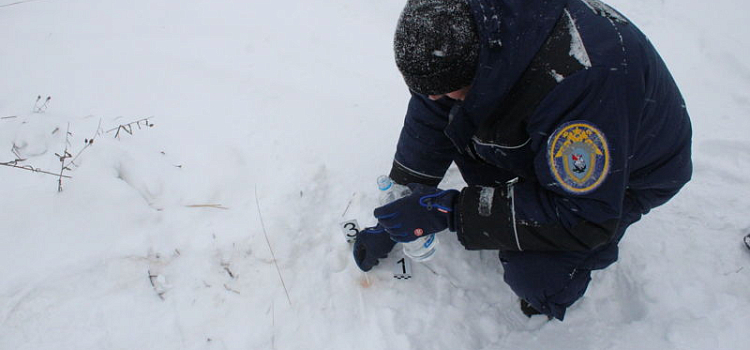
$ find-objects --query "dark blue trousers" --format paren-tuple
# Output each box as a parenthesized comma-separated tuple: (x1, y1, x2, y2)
(499, 241, 619, 320)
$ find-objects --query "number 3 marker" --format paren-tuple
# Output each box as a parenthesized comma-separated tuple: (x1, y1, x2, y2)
(340, 220, 360, 243)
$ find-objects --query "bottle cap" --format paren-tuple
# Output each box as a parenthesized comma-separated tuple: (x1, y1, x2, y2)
(377, 175, 393, 191)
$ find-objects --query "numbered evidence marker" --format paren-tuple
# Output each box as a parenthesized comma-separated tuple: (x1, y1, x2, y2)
(340, 219, 360, 243)
(393, 257, 412, 280)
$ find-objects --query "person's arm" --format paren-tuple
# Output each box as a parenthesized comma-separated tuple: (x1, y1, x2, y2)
(455, 68, 632, 251)
(389, 92, 459, 186)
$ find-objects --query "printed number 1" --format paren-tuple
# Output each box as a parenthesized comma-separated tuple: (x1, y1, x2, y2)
(393, 257, 411, 280)
(397, 258, 406, 274)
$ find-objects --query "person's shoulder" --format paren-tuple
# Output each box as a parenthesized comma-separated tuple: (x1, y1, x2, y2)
(565, 0, 650, 71)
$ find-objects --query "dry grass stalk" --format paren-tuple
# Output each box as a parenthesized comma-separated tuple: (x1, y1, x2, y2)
(106, 117, 154, 138)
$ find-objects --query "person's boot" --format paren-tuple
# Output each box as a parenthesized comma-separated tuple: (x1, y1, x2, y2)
(520, 299, 543, 317)
(520, 299, 553, 320)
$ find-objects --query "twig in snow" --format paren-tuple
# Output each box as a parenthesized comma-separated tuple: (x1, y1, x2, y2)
(64, 137, 94, 169)
(55, 123, 72, 192)
(185, 204, 229, 210)
(106, 117, 154, 139)
(64, 118, 102, 169)
(0, 0, 45, 9)
(11, 144, 24, 161)
(222, 262, 236, 279)
(147, 270, 166, 301)
(3, 120, 102, 188)
(0, 160, 72, 178)
(33, 95, 41, 111)
(722, 266, 743, 276)
(1, 116, 17, 120)
(255, 184, 292, 306)
(341, 192, 356, 217)
(223, 284, 240, 294)
(32, 95, 51, 113)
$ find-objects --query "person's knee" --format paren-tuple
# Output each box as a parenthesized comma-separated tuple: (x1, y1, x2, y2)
(501, 252, 593, 320)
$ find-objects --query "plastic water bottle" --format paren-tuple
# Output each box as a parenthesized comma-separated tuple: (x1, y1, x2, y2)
(377, 175, 439, 262)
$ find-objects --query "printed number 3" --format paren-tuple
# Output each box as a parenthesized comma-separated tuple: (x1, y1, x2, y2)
(344, 222, 359, 238)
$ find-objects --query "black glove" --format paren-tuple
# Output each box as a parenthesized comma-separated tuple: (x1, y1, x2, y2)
(374, 183, 459, 242)
(353, 225, 397, 272)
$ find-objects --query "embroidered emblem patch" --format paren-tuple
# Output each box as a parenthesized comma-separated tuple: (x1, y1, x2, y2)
(548, 121, 609, 194)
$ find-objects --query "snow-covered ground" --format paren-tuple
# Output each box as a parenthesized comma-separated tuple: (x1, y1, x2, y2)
(1, 0, 748, 349)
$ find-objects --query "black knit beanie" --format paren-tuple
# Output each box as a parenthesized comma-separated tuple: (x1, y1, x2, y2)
(394, 0, 480, 95)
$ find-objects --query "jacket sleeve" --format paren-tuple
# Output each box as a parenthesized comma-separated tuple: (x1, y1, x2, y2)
(389, 92, 459, 186)
(455, 68, 633, 251)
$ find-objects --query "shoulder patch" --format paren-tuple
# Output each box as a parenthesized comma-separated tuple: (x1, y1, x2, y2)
(547, 121, 609, 194)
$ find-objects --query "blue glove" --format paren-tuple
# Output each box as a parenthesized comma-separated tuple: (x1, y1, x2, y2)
(353, 225, 397, 272)
(374, 183, 459, 243)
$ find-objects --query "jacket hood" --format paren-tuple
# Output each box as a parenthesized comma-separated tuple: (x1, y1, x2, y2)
(445, 0, 568, 151)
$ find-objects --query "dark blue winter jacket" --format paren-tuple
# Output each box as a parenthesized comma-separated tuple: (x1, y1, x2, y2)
(388, 0, 692, 251)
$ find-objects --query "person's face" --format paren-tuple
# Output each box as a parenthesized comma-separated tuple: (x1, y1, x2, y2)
(428, 85, 471, 101)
